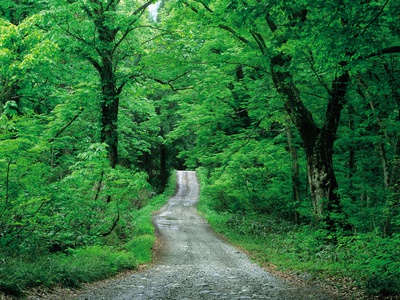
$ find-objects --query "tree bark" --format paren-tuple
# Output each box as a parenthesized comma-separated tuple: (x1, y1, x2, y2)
(347, 105, 357, 202)
(159, 127, 167, 190)
(285, 118, 301, 223)
(0, 160, 12, 219)
(92, 10, 120, 168)
(304, 129, 341, 219)
(100, 75, 119, 169)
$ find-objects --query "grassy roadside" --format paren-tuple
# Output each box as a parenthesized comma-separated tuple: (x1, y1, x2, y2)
(197, 206, 358, 298)
(196, 170, 400, 300)
(0, 171, 176, 298)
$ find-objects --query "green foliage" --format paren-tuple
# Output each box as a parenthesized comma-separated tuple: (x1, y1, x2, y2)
(0, 246, 136, 296)
(0, 120, 153, 254)
(199, 195, 400, 297)
(0, 0, 171, 296)
(1, 0, 400, 298)
(124, 234, 155, 264)
(336, 233, 400, 296)
(197, 139, 297, 217)
(163, 0, 400, 229)
(119, 85, 162, 170)
(0, 171, 176, 296)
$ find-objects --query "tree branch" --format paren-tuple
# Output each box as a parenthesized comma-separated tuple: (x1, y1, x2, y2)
(101, 209, 120, 236)
(133, 0, 154, 16)
(114, 28, 134, 52)
(360, 0, 390, 36)
(218, 24, 251, 44)
(323, 68, 350, 149)
(312, 0, 342, 43)
(105, 0, 120, 12)
(140, 32, 167, 46)
(250, 30, 266, 55)
(197, 0, 213, 13)
(49, 107, 85, 142)
(57, 23, 93, 47)
(265, 12, 277, 32)
(367, 46, 400, 59)
(152, 70, 195, 91)
(113, 0, 155, 51)
(305, 51, 331, 93)
(87, 56, 102, 72)
(94, 171, 104, 201)
(0, 160, 12, 219)
(183, 1, 199, 13)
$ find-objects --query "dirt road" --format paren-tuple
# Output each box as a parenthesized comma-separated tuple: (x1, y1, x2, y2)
(70, 171, 336, 299)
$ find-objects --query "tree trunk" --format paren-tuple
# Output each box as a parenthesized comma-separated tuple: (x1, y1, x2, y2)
(347, 106, 357, 202)
(159, 127, 167, 190)
(100, 87, 119, 169)
(304, 131, 340, 220)
(81, 0, 154, 168)
(96, 16, 120, 168)
(285, 118, 300, 223)
(264, 9, 352, 231)
(379, 144, 390, 190)
(391, 138, 400, 194)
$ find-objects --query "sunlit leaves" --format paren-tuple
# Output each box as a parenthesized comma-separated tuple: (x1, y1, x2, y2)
(0, 0, 165, 258)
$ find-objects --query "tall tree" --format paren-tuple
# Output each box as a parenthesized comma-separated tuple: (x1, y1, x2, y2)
(52, 0, 154, 167)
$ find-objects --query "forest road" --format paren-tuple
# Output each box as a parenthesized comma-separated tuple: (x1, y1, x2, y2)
(71, 170, 337, 300)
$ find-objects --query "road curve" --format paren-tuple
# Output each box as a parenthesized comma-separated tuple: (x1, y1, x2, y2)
(74, 171, 336, 300)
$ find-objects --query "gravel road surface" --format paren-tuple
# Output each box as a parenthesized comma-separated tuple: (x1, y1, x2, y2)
(65, 171, 337, 299)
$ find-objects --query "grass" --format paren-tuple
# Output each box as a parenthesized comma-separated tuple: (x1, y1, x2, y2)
(0, 246, 137, 296)
(0, 171, 177, 297)
(197, 206, 355, 297)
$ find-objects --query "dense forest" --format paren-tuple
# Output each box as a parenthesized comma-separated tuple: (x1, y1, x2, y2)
(0, 0, 399, 298)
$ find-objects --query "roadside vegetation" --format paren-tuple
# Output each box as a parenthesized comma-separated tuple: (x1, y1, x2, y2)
(0, 172, 176, 297)
(197, 169, 400, 298)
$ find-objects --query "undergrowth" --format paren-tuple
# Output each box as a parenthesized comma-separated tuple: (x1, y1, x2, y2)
(0, 171, 176, 297)
(197, 169, 400, 299)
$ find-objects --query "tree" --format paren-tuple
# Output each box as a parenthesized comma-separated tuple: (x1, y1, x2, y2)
(167, 0, 400, 229)
(51, 0, 155, 167)
(0, 0, 160, 256)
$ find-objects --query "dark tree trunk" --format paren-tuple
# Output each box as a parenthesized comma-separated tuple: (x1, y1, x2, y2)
(96, 15, 120, 168)
(159, 127, 167, 190)
(100, 78, 119, 169)
(385, 64, 400, 234)
(270, 51, 349, 228)
(304, 129, 340, 220)
(346, 106, 357, 202)
(285, 119, 301, 223)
